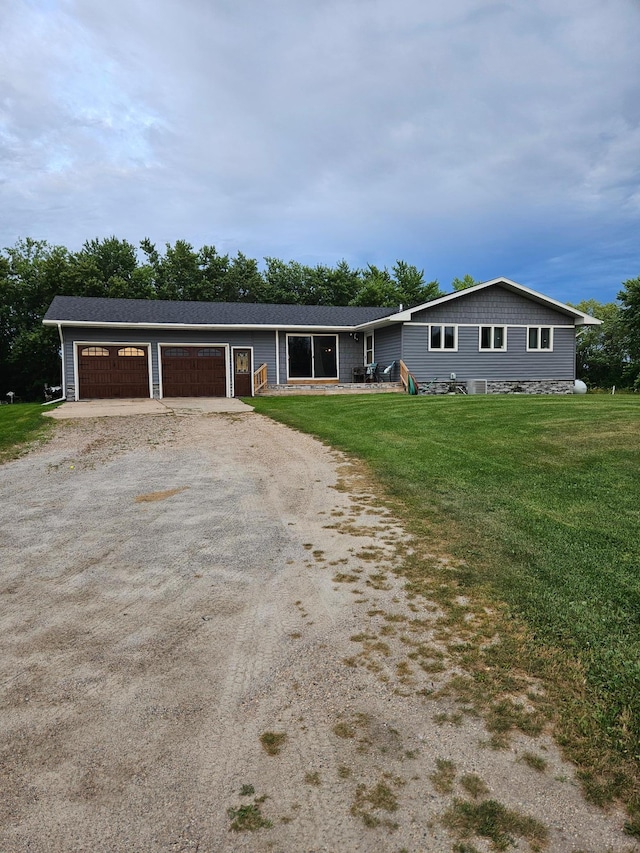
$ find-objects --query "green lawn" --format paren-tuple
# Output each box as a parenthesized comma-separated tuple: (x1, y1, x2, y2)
(0, 402, 57, 462)
(251, 393, 640, 820)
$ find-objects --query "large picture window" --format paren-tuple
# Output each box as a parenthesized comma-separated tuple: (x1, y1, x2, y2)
(288, 335, 338, 379)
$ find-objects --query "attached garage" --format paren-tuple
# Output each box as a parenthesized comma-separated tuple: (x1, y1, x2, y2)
(77, 345, 151, 399)
(160, 345, 227, 397)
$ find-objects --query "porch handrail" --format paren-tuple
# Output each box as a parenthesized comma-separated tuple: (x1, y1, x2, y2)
(254, 363, 268, 392)
(399, 360, 409, 391)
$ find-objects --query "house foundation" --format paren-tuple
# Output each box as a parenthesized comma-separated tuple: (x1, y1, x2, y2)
(418, 379, 575, 395)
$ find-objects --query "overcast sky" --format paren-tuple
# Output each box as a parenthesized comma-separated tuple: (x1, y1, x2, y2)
(2, 0, 639, 304)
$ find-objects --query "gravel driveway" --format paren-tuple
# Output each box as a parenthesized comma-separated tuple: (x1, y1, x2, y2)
(0, 407, 636, 852)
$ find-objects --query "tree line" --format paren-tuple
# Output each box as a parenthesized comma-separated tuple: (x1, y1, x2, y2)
(0, 235, 637, 399)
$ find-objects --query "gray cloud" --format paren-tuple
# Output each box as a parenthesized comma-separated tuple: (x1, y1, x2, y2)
(1, 0, 639, 301)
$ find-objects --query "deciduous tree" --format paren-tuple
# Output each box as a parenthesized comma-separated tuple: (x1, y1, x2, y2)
(618, 276, 640, 388)
(574, 299, 630, 389)
(451, 273, 480, 291)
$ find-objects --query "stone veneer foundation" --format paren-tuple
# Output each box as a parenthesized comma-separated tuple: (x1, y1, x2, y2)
(418, 379, 574, 395)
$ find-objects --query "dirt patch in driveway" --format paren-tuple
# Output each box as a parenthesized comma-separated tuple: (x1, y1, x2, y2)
(0, 411, 636, 852)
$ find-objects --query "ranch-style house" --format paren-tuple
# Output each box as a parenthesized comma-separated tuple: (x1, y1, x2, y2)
(43, 277, 600, 400)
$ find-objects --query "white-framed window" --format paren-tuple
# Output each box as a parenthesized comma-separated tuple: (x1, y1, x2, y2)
(364, 333, 374, 365)
(287, 334, 338, 379)
(479, 326, 507, 351)
(527, 327, 553, 351)
(429, 325, 457, 351)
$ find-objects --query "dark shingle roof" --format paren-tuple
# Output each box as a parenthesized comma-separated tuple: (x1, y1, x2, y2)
(44, 296, 396, 328)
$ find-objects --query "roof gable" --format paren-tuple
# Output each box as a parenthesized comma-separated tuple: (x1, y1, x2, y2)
(385, 278, 601, 326)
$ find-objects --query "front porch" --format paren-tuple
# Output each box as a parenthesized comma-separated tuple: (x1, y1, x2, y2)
(252, 361, 404, 395)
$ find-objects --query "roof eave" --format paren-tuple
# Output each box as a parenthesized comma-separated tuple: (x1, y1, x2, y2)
(43, 319, 367, 332)
(353, 316, 402, 332)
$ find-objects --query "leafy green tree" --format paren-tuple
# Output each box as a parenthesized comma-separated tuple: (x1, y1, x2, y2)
(451, 273, 480, 291)
(225, 252, 264, 302)
(574, 300, 630, 389)
(392, 260, 442, 307)
(68, 237, 152, 299)
(153, 240, 201, 301)
(350, 262, 442, 308)
(349, 264, 398, 307)
(0, 239, 70, 398)
(260, 258, 360, 305)
(198, 244, 231, 301)
(261, 258, 309, 304)
(618, 276, 640, 388)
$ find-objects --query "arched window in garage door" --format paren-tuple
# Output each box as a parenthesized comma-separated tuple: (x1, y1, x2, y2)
(117, 347, 146, 357)
(197, 348, 223, 357)
(81, 346, 109, 356)
(163, 347, 190, 357)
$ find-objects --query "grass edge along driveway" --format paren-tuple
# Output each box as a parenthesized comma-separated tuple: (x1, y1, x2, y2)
(251, 393, 640, 835)
(0, 403, 58, 463)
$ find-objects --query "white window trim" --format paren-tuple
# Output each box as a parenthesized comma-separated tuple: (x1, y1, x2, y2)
(478, 326, 507, 352)
(526, 326, 554, 352)
(286, 333, 340, 380)
(364, 333, 374, 366)
(428, 324, 458, 352)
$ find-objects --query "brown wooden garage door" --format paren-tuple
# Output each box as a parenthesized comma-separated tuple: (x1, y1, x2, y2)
(161, 346, 227, 397)
(78, 345, 150, 399)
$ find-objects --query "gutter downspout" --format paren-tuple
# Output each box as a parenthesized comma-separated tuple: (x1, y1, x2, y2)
(275, 330, 280, 385)
(58, 323, 66, 400)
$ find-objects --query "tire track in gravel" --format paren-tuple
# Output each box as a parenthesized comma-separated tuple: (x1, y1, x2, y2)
(0, 411, 637, 853)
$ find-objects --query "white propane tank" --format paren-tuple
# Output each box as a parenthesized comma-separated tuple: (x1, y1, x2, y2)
(574, 379, 587, 394)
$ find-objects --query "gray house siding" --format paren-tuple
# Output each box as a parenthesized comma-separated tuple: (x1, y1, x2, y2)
(411, 285, 571, 326)
(401, 325, 575, 384)
(62, 327, 277, 398)
(373, 324, 402, 380)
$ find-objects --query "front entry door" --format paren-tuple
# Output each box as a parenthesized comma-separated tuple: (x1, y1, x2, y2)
(233, 348, 252, 397)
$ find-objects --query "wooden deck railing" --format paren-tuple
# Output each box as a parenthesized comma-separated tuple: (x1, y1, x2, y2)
(253, 363, 268, 392)
(399, 360, 409, 391)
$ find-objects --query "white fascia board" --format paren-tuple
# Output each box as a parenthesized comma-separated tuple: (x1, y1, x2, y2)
(379, 278, 602, 326)
(353, 316, 403, 331)
(43, 320, 360, 332)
